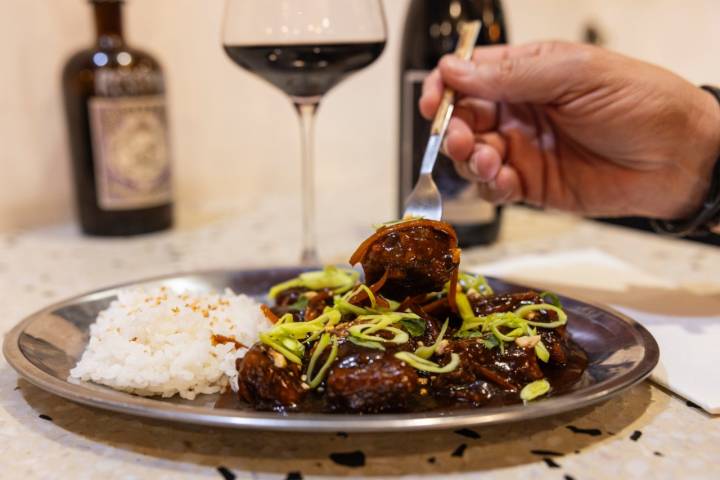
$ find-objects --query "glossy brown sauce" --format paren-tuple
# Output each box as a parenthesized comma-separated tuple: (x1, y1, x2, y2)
(216, 342, 588, 413)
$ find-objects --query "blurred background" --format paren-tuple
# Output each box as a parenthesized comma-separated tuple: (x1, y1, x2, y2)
(2, 0, 719, 236)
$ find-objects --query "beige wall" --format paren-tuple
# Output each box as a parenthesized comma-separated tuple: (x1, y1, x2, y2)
(1, 0, 719, 233)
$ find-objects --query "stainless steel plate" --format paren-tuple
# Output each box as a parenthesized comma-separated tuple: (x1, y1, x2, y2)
(3, 268, 659, 432)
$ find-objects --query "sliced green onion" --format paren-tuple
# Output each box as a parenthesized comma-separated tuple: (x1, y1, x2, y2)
(372, 216, 421, 230)
(306, 333, 329, 382)
(261, 305, 343, 364)
(268, 266, 359, 299)
(415, 319, 448, 359)
(276, 313, 294, 325)
(307, 334, 338, 388)
(475, 274, 494, 296)
(259, 332, 302, 365)
(514, 303, 568, 328)
(355, 312, 421, 324)
(506, 327, 527, 338)
(491, 323, 516, 342)
(273, 321, 324, 338)
(334, 295, 371, 316)
(540, 291, 563, 308)
(349, 323, 409, 344)
(394, 351, 460, 373)
(386, 299, 401, 311)
(535, 341, 550, 363)
(520, 379, 551, 401)
(456, 291, 476, 324)
(267, 278, 304, 300)
(459, 272, 494, 296)
(347, 335, 385, 351)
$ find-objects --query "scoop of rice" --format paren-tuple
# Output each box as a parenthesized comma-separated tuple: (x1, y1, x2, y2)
(69, 286, 269, 400)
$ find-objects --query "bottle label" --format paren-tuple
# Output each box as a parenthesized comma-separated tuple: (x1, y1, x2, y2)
(400, 70, 496, 225)
(88, 95, 172, 210)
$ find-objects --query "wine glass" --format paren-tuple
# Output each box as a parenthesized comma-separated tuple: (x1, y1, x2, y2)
(222, 0, 387, 265)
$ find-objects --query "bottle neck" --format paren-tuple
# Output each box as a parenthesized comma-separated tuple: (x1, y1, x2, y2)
(93, 1, 124, 49)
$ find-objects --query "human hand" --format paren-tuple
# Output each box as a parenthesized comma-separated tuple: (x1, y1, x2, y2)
(419, 42, 720, 219)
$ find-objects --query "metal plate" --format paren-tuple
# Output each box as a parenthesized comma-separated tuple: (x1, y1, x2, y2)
(3, 268, 659, 432)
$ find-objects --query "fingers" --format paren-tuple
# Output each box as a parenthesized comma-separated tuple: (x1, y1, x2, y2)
(468, 133, 505, 181)
(419, 69, 443, 119)
(438, 41, 590, 104)
(446, 130, 506, 182)
(455, 97, 498, 132)
(478, 166, 524, 204)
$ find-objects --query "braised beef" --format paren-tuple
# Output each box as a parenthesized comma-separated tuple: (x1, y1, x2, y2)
(233, 219, 587, 414)
(325, 343, 418, 413)
(236, 344, 306, 410)
(349, 220, 460, 299)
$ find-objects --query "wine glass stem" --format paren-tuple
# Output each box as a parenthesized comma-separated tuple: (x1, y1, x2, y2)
(294, 101, 320, 266)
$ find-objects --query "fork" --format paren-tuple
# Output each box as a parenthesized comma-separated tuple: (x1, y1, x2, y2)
(403, 20, 482, 221)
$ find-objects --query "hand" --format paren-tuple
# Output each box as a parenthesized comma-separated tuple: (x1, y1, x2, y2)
(419, 42, 720, 219)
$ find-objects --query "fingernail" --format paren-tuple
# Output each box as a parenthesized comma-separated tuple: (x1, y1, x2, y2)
(442, 55, 472, 73)
(468, 157, 480, 177)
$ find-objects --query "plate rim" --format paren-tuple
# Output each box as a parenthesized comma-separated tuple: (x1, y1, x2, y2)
(3, 268, 660, 432)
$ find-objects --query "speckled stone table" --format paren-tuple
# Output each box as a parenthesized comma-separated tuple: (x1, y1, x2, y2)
(1, 201, 719, 480)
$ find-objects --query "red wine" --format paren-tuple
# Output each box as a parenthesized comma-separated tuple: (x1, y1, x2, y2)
(62, 0, 173, 236)
(224, 42, 385, 99)
(399, 0, 506, 247)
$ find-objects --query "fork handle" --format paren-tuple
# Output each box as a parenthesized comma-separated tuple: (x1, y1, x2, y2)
(430, 21, 482, 136)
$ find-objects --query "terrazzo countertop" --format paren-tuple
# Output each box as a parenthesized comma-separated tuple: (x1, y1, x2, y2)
(1, 200, 719, 479)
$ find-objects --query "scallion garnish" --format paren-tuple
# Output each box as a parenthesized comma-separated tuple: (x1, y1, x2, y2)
(540, 291, 563, 308)
(520, 379, 551, 401)
(268, 266, 359, 299)
(259, 332, 303, 365)
(415, 319, 448, 359)
(514, 303, 568, 328)
(394, 351, 460, 373)
(458, 272, 494, 296)
(348, 323, 409, 345)
(347, 335, 385, 350)
(371, 216, 422, 230)
(535, 341, 550, 363)
(306, 333, 339, 388)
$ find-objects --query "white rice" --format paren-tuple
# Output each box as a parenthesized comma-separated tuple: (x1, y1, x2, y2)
(69, 286, 269, 400)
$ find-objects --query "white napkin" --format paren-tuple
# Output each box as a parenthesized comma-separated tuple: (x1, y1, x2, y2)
(471, 248, 720, 414)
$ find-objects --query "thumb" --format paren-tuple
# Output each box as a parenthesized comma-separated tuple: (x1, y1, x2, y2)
(438, 42, 590, 104)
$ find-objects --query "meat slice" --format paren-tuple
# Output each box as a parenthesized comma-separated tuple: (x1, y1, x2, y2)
(432, 339, 544, 405)
(470, 291, 543, 316)
(539, 326, 571, 366)
(326, 343, 418, 413)
(236, 344, 306, 410)
(349, 219, 460, 299)
(468, 292, 573, 366)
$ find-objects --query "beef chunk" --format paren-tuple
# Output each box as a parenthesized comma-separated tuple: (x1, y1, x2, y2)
(326, 343, 418, 413)
(236, 344, 306, 410)
(539, 326, 571, 366)
(351, 220, 460, 299)
(470, 291, 543, 316)
(432, 339, 544, 403)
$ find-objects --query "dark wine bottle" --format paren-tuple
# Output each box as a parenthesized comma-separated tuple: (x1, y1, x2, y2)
(63, 0, 173, 236)
(399, 0, 506, 247)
